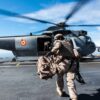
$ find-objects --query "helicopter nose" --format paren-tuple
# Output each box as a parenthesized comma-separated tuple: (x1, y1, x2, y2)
(80, 41, 96, 56)
(86, 42, 96, 55)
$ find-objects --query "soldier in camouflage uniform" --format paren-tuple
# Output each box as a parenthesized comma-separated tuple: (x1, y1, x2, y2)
(47, 34, 79, 100)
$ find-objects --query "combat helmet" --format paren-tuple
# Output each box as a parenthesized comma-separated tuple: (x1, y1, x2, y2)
(54, 34, 64, 40)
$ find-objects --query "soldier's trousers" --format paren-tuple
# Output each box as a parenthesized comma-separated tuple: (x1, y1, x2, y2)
(56, 62, 77, 100)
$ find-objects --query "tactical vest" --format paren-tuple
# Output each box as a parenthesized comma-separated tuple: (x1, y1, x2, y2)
(60, 40, 75, 58)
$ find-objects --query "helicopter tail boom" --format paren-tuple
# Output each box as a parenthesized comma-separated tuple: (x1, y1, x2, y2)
(0, 38, 15, 50)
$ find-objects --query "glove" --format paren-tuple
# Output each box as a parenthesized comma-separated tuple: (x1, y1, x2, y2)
(73, 49, 80, 58)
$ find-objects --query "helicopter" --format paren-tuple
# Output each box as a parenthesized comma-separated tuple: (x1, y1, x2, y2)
(0, 0, 99, 60)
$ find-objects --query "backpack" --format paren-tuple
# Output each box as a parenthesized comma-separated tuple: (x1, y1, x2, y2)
(60, 40, 75, 58)
(37, 56, 56, 80)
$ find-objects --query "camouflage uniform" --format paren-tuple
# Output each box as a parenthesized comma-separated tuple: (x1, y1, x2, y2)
(51, 35, 78, 100)
(37, 56, 56, 79)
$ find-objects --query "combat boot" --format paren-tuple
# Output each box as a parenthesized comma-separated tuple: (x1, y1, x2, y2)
(56, 87, 68, 97)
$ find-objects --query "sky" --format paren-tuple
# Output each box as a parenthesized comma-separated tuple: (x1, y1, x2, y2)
(0, 0, 100, 57)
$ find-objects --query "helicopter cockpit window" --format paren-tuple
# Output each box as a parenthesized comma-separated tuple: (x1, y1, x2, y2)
(78, 31, 87, 36)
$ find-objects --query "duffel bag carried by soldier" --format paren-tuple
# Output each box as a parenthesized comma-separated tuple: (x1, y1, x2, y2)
(37, 56, 56, 80)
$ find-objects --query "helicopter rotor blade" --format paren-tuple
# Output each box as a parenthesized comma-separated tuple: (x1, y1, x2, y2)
(32, 24, 100, 34)
(0, 9, 57, 25)
(65, 0, 91, 22)
(68, 24, 100, 27)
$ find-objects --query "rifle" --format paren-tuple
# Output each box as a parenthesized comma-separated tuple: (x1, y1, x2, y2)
(75, 60, 86, 85)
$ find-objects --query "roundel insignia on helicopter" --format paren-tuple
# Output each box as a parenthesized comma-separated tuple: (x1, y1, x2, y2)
(20, 39, 27, 46)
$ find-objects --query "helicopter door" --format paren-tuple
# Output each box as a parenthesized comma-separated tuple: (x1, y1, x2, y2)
(37, 37, 52, 55)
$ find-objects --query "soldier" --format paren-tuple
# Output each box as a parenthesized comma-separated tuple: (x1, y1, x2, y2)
(44, 41, 51, 51)
(47, 33, 79, 100)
